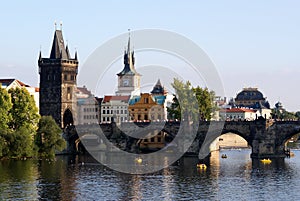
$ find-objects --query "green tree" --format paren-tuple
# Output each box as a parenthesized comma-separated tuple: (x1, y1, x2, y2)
(35, 116, 66, 157)
(272, 108, 297, 120)
(193, 86, 217, 121)
(9, 88, 39, 131)
(168, 78, 217, 121)
(0, 87, 13, 157)
(167, 95, 181, 120)
(7, 88, 40, 158)
(0, 87, 12, 130)
(170, 78, 199, 121)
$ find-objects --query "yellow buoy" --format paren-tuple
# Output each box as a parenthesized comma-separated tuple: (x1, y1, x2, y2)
(260, 158, 272, 164)
(197, 163, 207, 169)
(135, 158, 142, 164)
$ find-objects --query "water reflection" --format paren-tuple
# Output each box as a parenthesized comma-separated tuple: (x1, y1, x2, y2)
(1, 150, 300, 200)
(0, 160, 39, 200)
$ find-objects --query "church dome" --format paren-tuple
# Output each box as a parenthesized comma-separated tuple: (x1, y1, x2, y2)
(235, 88, 264, 101)
(234, 87, 270, 109)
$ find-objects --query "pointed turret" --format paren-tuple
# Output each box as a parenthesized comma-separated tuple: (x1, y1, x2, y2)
(151, 79, 167, 95)
(117, 34, 139, 76)
(66, 44, 70, 59)
(50, 30, 68, 59)
(74, 50, 78, 61)
(38, 50, 42, 61)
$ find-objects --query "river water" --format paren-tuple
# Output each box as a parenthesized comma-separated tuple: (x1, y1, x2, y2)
(1, 149, 300, 200)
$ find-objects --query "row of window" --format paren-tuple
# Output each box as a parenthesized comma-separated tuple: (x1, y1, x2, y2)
(83, 115, 98, 119)
(83, 107, 98, 112)
(102, 110, 128, 114)
(131, 108, 161, 112)
(46, 74, 76, 81)
(64, 74, 76, 81)
(102, 116, 127, 122)
(102, 106, 125, 109)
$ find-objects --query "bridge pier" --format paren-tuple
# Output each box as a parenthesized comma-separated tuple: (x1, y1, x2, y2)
(251, 139, 286, 159)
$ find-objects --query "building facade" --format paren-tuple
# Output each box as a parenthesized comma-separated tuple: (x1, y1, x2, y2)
(101, 95, 130, 124)
(38, 28, 78, 128)
(128, 93, 165, 121)
(220, 108, 257, 121)
(76, 86, 98, 125)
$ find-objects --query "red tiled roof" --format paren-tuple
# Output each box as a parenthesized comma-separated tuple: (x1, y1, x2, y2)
(77, 86, 92, 95)
(0, 79, 30, 87)
(226, 108, 256, 113)
(103, 95, 130, 103)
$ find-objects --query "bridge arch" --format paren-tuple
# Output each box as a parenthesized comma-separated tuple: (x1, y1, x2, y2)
(63, 108, 74, 128)
(211, 132, 249, 151)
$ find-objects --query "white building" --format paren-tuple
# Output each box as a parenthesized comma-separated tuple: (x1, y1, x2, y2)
(0, 79, 39, 111)
(220, 108, 257, 121)
(76, 86, 99, 125)
(101, 95, 130, 124)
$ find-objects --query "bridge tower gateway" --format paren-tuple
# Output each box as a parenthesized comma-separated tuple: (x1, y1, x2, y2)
(38, 26, 78, 128)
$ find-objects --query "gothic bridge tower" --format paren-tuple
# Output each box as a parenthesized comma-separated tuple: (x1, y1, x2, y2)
(38, 28, 78, 128)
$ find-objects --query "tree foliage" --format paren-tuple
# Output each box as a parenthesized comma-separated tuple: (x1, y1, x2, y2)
(35, 116, 66, 158)
(271, 108, 297, 120)
(0, 87, 40, 159)
(167, 95, 181, 120)
(170, 78, 199, 121)
(0, 87, 12, 130)
(8, 88, 39, 131)
(168, 78, 217, 121)
(193, 86, 217, 121)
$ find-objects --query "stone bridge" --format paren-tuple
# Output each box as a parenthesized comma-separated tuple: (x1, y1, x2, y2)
(64, 119, 300, 159)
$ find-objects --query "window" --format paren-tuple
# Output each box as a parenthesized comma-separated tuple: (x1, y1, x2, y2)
(144, 98, 149, 104)
(64, 74, 67, 80)
(103, 110, 105, 114)
(71, 75, 74, 80)
(67, 87, 71, 99)
(107, 110, 109, 114)
(103, 117, 105, 122)
(151, 138, 155, 142)
(158, 137, 161, 142)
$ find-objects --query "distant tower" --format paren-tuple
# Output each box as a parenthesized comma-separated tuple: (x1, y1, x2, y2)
(151, 79, 167, 96)
(116, 33, 141, 96)
(38, 28, 78, 128)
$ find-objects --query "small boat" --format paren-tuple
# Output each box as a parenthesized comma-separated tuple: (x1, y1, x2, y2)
(221, 154, 227, 158)
(135, 157, 142, 164)
(260, 158, 272, 164)
(197, 163, 207, 169)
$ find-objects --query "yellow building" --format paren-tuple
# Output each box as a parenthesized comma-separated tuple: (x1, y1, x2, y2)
(128, 93, 165, 121)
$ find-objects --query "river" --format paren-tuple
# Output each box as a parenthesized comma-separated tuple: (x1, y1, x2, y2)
(1, 149, 300, 200)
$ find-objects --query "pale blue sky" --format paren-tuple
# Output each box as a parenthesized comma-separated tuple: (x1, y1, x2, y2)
(1, 1, 300, 111)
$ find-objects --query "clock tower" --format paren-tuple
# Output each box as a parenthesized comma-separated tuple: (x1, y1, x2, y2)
(116, 35, 141, 96)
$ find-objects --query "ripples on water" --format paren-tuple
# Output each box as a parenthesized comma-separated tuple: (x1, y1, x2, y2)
(1, 149, 300, 200)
